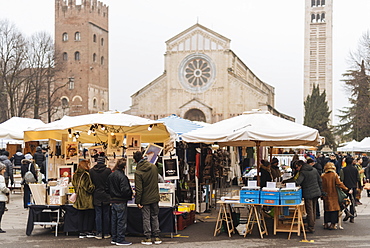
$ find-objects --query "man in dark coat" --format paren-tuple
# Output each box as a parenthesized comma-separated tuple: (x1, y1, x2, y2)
(295, 160, 322, 233)
(340, 156, 360, 223)
(134, 151, 162, 245)
(0, 151, 13, 188)
(108, 158, 133, 246)
(10, 149, 25, 169)
(33, 146, 46, 180)
(89, 152, 111, 239)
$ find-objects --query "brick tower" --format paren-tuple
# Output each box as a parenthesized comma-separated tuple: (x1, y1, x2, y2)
(54, 0, 109, 118)
(304, 0, 333, 122)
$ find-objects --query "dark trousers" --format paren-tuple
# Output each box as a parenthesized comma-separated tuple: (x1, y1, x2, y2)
(348, 188, 357, 217)
(304, 197, 318, 230)
(111, 202, 128, 243)
(78, 209, 95, 233)
(0, 202, 5, 229)
(95, 204, 110, 235)
(23, 184, 31, 208)
(324, 210, 339, 224)
(141, 202, 160, 238)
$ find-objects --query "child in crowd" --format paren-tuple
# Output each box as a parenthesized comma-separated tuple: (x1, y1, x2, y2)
(0, 162, 10, 233)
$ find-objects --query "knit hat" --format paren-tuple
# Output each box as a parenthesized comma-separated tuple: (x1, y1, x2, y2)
(0, 162, 5, 171)
(96, 152, 106, 164)
(25, 154, 33, 160)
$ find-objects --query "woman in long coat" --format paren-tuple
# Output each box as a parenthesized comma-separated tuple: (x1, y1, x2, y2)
(72, 160, 95, 238)
(321, 162, 348, 230)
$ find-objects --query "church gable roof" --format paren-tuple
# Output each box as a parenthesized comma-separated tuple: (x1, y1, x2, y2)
(166, 23, 230, 52)
(180, 98, 213, 110)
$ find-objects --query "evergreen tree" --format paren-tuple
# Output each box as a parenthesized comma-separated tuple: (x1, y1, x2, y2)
(304, 85, 335, 148)
(337, 60, 370, 141)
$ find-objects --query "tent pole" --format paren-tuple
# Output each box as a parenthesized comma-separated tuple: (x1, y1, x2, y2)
(269, 146, 273, 162)
(256, 141, 261, 186)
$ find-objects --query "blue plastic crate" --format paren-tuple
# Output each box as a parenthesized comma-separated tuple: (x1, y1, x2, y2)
(280, 189, 302, 205)
(260, 191, 280, 205)
(240, 190, 260, 204)
(280, 198, 301, 205)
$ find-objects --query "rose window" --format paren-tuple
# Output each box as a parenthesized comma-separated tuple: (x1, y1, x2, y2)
(185, 59, 211, 87)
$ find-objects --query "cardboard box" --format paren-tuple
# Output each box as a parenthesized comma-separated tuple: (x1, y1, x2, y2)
(48, 195, 67, 205)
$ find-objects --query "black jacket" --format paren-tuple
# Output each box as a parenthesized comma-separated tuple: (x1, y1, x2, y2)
(108, 169, 133, 203)
(296, 163, 322, 199)
(33, 150, 46, 173)
(11, 152, 25, 166)
(340, 164, 360, 189)
(89, 163, 112, 206)
(20, 159, 37, 182)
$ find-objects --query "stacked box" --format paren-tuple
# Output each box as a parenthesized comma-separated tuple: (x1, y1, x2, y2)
(239, 189, 260, 204)
(260, 190, 280, 205)
(280, 189, 302, 205)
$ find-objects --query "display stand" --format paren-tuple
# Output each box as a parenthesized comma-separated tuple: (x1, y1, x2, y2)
(273, 202, 306, 240)
(214, 200, 235, 237)
(26, 205, 63, 236)
(244, 204, 268, 238)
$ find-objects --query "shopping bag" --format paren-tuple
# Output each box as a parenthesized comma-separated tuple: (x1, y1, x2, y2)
(69, 193, 77, 203)
(364, 182, 370, 190)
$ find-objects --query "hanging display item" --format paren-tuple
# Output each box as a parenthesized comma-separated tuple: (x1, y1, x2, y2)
(107, 133, 124, 155)
(65, 142, 79, 164)
(88, 145, 104, 165)
(126, 134, 141, 157)
(143, 143, 163, 164)
(163, 156, 180, 180)
(126, 156, 136, 179)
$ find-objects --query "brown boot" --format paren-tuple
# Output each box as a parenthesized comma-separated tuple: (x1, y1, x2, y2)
(329, 223, 336, 230)
(350, 217, 354, 223)
(323, 223, 329, 229)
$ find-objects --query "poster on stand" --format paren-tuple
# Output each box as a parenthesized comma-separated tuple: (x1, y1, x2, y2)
(143, 143, 163, 164)
(57, 165, 74, 180)
(65, 142, 78, 164)
(162, 156, 179, 180)
(126, 156, 137, 179)
(107, 133, 124, 155)
(126, 134, 141, 157)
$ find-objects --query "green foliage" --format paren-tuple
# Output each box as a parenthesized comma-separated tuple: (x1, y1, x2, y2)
(336, 61, 370, 141)
(304, 85, 335, 148)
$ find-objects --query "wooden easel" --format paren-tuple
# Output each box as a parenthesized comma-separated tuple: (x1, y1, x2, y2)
(214, 201, 235, 237)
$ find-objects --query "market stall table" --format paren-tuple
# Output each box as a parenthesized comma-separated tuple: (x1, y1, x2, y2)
(26, 205, 63, 236)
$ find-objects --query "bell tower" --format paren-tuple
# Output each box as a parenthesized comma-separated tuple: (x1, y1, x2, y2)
(54, 0, 109, 118)
(304, 0, 333, 121)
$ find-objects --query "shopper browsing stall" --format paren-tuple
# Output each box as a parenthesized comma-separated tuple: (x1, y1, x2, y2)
(0, 163, 10, 233)
(21, 154, 37, 209)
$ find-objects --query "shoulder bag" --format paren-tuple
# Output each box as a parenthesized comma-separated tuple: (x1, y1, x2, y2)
(70, 172, 85, 203)
(24, 163, 36, 183)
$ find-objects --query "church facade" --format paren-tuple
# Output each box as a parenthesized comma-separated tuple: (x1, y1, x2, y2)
(125, 24, 288, 123)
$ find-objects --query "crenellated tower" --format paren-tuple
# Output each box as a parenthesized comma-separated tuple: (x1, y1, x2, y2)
(54, 0, 109, 118)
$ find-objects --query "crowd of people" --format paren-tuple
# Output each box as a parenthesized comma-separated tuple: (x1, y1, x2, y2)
(0, 147, 163, 246)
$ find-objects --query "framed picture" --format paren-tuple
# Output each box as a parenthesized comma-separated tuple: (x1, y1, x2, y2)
(159, 192, 173, 207)
(126, 134, 141, 149)
(162, 156, 179, 180)
(88, 145, 104, 165)
(107, 133, 124, 155)
(126, 156, 137, 179)
(65, 142, 78, 164)
(143, 143, 163, 164)
(107, 156, 117, 170)
(57, 165, 74, 180)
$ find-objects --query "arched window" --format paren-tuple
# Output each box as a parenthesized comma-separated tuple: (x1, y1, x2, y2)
(93, 34, 97, 42)
(321, 13, 325, 22)
(61, 98, 69, 108)
(75, 51, 80, 61)
(316, 14, 321, 22)
(311, 0, 315, 7)
(311, 14, 316, 23)
(63, 52, 68, 61)
(93, 98, 97, 108)
(75, 32, 81, 41)
(101, 101, 105, 110)
(93, 53, 97, 62)
(62, 32, 68, 41)
(101, 38, 104, 46)
(101, 56, 104, 65)
(321, 0, 325, 6)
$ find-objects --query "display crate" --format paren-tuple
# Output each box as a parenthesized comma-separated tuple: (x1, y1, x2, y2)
(260, 191, 280, 205)
(239, 190, 260, 204)
(280, 189, 302, 205)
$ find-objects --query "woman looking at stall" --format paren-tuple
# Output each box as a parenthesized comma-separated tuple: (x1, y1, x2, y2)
(321, 162, 349, 230)
(72, 159, 95, 238)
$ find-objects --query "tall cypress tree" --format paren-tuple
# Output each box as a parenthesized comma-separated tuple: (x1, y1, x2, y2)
(304, 85, 334, 148)
(337, 60, 370, 141)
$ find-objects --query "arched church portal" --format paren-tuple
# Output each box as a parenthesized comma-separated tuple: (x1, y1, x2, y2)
(184, 109, 206, 122)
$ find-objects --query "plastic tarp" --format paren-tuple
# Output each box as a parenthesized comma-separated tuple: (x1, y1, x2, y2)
(24, 112, 177, 143)
(157, 114, 204, 137)
(182, 110, 320, 147)
(0, 117, 45, 140)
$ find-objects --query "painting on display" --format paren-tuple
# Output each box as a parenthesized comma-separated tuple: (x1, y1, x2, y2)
(107, 133, 124, 155)
(126, 134, 141, 157)
(65, 142, 78, 164)
(143, 143, 163, 164)
(126, 156, 137, 179)
(57, 165, 74, 181)
(159, 193, 173, 207)
(162, 156, 180, 180)
(88, 145, 104, 165)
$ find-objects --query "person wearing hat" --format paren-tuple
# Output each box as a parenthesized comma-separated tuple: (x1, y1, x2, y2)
(321, 162, 349, 230)
(270, 157, 282, 182)
(0, 162, 10, 233)
(33, 146, 46, 181)
(21, 154, 37, 209)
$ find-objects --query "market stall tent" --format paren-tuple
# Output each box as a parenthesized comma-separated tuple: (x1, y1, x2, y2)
(0, 117, 45, 140)
(157, 114, 204, 138)
(337, 140, 362, 152)
(24, 112, 176, 143)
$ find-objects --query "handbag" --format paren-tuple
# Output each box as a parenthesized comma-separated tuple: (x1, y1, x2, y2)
(24, 163, 36, 183)
(336, 186, 347, 204)
(70, 172, 85, 203)
(364, 182, 370, 190)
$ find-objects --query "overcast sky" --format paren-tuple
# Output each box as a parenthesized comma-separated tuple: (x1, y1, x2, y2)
(1, 0, 370, 125)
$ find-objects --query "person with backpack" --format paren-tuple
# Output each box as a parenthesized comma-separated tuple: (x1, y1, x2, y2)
(21, 154, 37, 209)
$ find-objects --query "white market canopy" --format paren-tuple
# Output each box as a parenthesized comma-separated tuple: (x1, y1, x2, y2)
(337, 140, 361, 152)
(0, 117, 45, 140)
(24, 112, 177, 143)
(182, 110, 321, 147)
